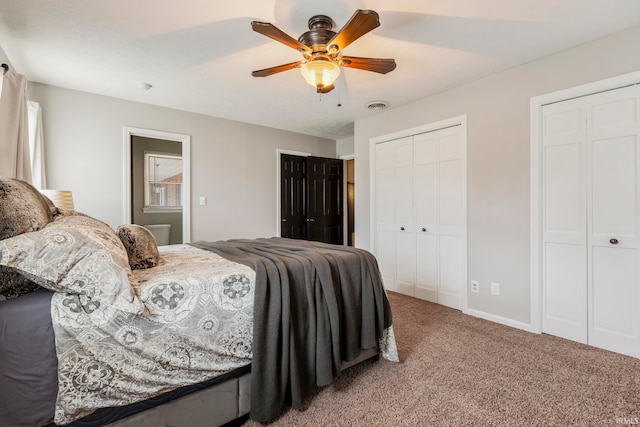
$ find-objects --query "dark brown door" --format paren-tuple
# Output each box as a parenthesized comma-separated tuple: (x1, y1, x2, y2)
(280, 154, 343, 245)
(306, 156, 343, 245)
(280, 154, 307, 239)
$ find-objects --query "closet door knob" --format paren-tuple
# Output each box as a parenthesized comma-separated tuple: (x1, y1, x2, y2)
(400, 227, 405, 231)
(610, 238, 619, 245)
(422, 228, 427, 232)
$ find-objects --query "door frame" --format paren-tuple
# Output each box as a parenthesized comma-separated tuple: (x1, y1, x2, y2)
(276, 149, 310, 237)
(529, 70, 640, 334)
(340, 154, 355, 246)
(369, 114, 468, 313)
(123, 126, 191, 243)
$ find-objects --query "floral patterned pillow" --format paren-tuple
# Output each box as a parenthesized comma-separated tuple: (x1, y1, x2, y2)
(116, 224, 160, 270)
(0, 215, 143, 314)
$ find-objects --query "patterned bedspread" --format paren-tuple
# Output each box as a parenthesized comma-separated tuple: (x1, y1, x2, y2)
(51, 245, 255, 424)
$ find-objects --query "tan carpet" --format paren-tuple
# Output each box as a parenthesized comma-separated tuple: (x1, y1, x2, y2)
(243, 291, 640, 426)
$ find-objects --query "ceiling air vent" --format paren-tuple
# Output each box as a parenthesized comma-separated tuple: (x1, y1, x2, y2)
(366, 100, 389, 111)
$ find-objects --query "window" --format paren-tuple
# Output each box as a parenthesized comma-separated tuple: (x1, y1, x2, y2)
(144, 152, 183, 212)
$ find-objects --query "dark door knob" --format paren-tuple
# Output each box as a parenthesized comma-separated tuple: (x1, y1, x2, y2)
(422, 228, 427, 232)
(400, 227, 405, 231)
(610, 238, 619, 245)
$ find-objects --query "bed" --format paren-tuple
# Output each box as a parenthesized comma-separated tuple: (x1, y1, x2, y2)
(0, 177, 397, 426)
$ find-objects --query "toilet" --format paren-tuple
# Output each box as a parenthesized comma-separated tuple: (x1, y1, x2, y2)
(144, 224, 171, 246)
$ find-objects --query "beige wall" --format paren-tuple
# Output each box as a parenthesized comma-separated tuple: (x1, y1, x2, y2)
(28, 83, 336, 241)
(354, 25, 640, 325)
(336, 136, 354, 157)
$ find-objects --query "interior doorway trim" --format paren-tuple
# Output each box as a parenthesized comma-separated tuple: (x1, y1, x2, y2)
(529, 70, 640, 334)
(275, 149, 310, 237)
(123, 126, 191, 243)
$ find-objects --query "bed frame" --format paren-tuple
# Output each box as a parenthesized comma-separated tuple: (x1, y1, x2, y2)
(78, 348, 378, 427)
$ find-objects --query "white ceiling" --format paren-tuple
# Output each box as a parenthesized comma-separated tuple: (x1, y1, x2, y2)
(2, 0, 640, 140)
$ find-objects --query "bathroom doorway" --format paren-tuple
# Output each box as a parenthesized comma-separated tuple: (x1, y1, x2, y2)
(131, 137, 183, 245)
(123, 127, 191, 244)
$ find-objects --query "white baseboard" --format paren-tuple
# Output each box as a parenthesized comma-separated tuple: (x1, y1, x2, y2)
(463, 308, 539, 334)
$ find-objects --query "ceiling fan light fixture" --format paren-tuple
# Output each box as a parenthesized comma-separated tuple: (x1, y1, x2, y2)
(300, 60, 340, 93)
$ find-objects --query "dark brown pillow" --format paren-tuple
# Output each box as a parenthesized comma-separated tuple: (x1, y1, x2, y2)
(0, 265, 41, 301)
(117, 224, 160, 270)
(0, 177, 53, 240)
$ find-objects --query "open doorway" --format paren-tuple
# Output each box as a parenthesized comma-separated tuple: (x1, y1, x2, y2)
(131, 137, 183, 244)
(343, 156, 355, 247)
(123, 127, 191, 244)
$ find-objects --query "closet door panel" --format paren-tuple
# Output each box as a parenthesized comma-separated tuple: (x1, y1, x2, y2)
(541, 99, 588, 343)
(544, 242, 586, 338)
(376, 166, 395, 226)
(587, 87, 640, 358)
(437, 157, 463, 309)
(395, 165, 414, 228)
(393, 137, 416, 296)
(377, 228, 396, 291)
(438, 235, 462, 309)
(544, 144, 584, 240)
(591, 247, 636, 335)
(394, 137, 415, 231)
(414, 158, 437, 303)
(590, 136, 636, 237)
(439, 158, 463, 233)
(396, 231, 416, 297)
(415, 232, 437, 302)
(415, 163, 435, 228)
(375, 152, 396, 291)
(414, 133, 437, 230)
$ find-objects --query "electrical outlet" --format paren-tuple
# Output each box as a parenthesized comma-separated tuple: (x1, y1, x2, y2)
(491, 282, 500, 296)
(199, 196, 207, 206)
(471, 281, 479, 293)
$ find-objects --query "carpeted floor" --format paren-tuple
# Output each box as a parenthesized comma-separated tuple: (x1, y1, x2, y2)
(243, 291, 640, 426)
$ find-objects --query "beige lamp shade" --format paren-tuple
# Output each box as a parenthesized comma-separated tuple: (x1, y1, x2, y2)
(39, 189, 75, 211)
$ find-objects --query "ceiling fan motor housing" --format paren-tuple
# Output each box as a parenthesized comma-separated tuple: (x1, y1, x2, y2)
(298, 15, 337, 53)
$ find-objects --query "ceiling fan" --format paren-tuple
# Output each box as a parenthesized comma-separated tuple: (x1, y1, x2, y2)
(251, 9, 396, 94)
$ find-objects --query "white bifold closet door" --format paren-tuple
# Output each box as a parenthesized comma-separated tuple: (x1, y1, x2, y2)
(375, 125, 464, 310)
(541, 84, 640, 358)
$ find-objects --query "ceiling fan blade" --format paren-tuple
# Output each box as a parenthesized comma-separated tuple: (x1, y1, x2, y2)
(251, 21, 312, 55)
(251, 61, 303, 77)
(338, 56, 396, 74)
(327, 10, 380, 54)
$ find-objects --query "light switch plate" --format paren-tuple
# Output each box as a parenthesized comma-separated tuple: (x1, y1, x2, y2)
(491, 282, 500, 296)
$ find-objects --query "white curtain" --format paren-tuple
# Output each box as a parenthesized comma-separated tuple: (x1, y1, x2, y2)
(28, 100, 46, 188)
(0, 67, 31, 182)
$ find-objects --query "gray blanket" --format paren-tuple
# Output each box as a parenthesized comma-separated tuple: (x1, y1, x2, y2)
(191, 238, 393, 423)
